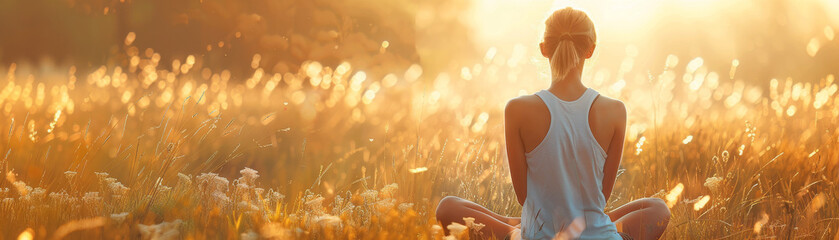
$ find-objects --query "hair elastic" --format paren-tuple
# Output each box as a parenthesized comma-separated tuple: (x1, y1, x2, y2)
(558, 32, 574, 41)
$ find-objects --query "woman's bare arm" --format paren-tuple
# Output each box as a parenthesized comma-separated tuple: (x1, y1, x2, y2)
(505, 99, 528, 206)
(601, 101, 627, 202)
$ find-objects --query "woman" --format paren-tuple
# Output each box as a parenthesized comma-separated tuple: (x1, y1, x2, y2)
(436, 7, 671, 240)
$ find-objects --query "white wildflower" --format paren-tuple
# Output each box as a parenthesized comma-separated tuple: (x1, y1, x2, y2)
(238, 201, 259, 212)
(704, 176, 723, 192)
(83, 192, 102, 204)
(49, 191, 70, 202)
(158, 185, 172, 193)
(111, 212, 129, 223)
(398, 202, 414, 212)
(379, 183, 398, 199)
(109, 182, 130, 196)
(234, 182, 251, 198)
(23, 187, 46, 201)
(336, 202, 355, 216)
(177, 173, 192, 187)
(431, 224, 443, 236)
(314, 214, 342, 228)
(463, 217, 475, 227)
(9, 173, 29, 196)
(103, 177, 118, 185)
(212, 192, 230, 204)
(6, 170, 19, 184)
(213, 175, 229, 187)
(447, 222, 468, 236)
(374, 199, 395, 213)
(463, 217, 485, 232)
(234, 167, 261, 203)
(64, 171, 77, 180)
(94, 172, 109, 182)
(197, 173, 232, 206)
(17, 185, 33, 197)
(239, 167, 259, 184)
(197, 173, 229, 193)
(361, 190, 378, 203)
(305, 195, 326, 215)
(270, 190, 285, 201)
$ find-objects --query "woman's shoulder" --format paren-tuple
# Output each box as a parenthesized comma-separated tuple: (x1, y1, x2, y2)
(505, 94, 548, 120)
(593, 94, 625, 109)
(506, 94, 545, 112)
(507, 94, 543, 107)
(591, 94, 627, 122)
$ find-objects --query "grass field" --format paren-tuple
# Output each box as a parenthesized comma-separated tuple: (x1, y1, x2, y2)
(0, 37, 838, 239)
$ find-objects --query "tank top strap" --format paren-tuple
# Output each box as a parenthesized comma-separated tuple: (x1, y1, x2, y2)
(580, 88, 600, 110)
(534, 90, 557, 108)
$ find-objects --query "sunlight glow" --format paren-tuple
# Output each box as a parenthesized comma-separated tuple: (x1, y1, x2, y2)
(693, 195, 710, 211)
(634, 136, 646, 155)
(666, 183, 684, 208)
(682, 135, 693, 144)
(753, 212, 769, 234)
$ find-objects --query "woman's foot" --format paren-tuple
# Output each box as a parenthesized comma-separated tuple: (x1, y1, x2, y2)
(506, 228, 521, 240)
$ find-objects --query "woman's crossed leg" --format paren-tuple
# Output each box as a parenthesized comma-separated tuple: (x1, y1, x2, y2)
(435, 196, 520, 239)
(435, 196, 670, 240)
(607, 198, 671, 240)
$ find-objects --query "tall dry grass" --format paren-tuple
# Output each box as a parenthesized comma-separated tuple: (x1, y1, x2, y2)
(0, 33, 837, 239)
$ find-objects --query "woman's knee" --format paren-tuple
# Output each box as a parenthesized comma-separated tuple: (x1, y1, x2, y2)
(436, 196, 465, 221)
(642, 198, 671, 223)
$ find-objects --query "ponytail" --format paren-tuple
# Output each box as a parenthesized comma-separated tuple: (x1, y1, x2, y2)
(550, 33, 582, 80)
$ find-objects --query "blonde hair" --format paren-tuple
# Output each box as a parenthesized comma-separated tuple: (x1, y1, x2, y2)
(544, 7, 596, 81)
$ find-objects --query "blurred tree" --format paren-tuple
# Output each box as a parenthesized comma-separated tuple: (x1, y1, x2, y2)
(0, 0, 426, 77)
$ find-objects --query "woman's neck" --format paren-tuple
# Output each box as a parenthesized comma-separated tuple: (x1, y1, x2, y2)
(547, 68, 587, 101)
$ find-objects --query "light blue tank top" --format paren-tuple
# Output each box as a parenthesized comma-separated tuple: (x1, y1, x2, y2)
(520, 89, 621, 240)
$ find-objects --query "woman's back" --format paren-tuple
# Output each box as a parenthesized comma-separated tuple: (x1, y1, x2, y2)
(511, 88, 622, 239)
(435, 7, 669, 240)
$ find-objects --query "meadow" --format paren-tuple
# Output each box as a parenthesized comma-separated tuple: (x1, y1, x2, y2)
(1, 32, 838, 239)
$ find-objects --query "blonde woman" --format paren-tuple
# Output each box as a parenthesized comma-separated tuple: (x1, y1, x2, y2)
(436, 7, 671, 240)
